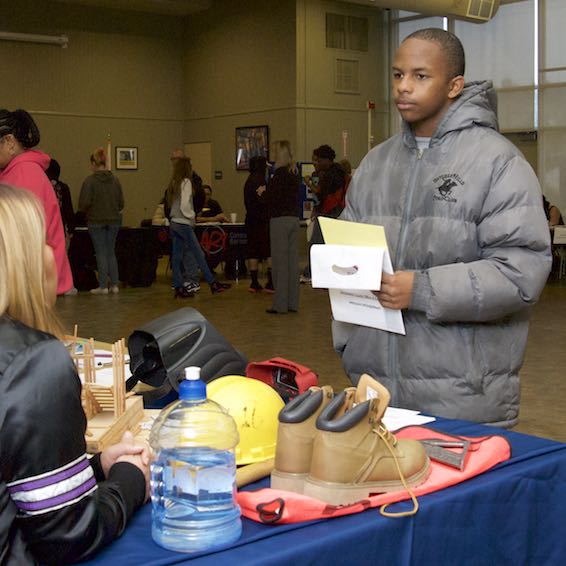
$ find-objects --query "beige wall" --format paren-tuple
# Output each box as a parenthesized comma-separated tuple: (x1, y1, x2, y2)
(1, 0, 185, 226)
(1, 0, 389, 224)
(182, 0, 298, 220)
(181, 0, 387, 219)
(296, 0, 387, 166)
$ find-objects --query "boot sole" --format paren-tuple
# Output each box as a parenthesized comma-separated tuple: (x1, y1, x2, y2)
(270, 470, 308, 494)
(302, 457, 431, 505)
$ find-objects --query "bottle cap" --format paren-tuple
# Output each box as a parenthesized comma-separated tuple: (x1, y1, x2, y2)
(185, 366, 201, 381)
(179, 366, 206, 400)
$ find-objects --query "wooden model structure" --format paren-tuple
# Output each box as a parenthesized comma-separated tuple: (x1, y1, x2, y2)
(67, 330, 144, 453)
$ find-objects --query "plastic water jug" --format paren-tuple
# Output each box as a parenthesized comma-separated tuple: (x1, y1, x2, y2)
(149, 366, 242, 552)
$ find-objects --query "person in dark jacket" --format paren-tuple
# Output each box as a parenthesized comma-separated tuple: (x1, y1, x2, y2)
(334, 29, 551, 427)
(78, 147, 124, 295)
(197, 185, 228, 223)
(45, 158, 75, 239)
(265, 141, 300, 314)
(312, 144, 346, 219)
(0, 184, 149, 565)
(301, 144, 346, 284)
(543, 195, 564, 227)
(244, 156, 273, 293)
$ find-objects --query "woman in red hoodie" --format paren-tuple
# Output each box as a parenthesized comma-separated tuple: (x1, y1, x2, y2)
(0, 109, 73, 295)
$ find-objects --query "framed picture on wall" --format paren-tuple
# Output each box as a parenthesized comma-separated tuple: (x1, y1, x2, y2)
(115, 146, 138, 170)
(235, 125, 269, 170)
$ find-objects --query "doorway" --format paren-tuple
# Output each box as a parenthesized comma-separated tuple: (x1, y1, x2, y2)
(184, 142, 212, 186)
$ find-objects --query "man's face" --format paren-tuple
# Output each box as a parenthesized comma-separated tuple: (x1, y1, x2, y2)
(313, 154, 331, 173)
(170, 149, 184, 162)
(392, 38, 461, 137)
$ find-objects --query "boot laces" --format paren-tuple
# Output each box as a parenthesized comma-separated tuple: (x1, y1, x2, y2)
(373, 424, 420, 518)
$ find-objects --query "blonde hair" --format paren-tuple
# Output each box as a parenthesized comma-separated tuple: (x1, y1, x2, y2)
(90, 147, 106, 167)
(0, 185, 65, 338)
(273, 140, 296, 172)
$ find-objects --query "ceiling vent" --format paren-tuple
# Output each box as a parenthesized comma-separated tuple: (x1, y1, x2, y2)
(356, 0, 500, 23)
(466, 0, 498, 21)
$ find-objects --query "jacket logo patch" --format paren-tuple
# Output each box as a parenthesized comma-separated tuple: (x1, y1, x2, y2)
(433, 174, 464, 203)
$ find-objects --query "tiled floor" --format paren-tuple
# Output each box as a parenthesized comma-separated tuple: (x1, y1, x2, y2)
(56, 260, 566, 443)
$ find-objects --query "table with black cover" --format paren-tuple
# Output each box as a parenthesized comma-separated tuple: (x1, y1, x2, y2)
(79, 417, 566, 566)
(68, 227, 159, 288)
(152, 223, 248, 280)
(194, 222, 248, 279)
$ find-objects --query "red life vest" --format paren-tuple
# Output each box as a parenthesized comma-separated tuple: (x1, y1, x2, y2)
(237, 426, 511, 524)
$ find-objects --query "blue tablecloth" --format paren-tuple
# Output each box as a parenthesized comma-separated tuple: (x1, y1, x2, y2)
(81, 418, 566, 565)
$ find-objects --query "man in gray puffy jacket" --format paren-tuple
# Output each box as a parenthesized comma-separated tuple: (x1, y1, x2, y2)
(334, 28, 551, 428)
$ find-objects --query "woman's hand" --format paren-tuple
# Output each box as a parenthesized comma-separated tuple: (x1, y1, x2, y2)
(100, 431, 151, 478)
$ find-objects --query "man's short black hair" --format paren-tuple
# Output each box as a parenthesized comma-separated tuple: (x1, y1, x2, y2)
(404, 28, 465, 78)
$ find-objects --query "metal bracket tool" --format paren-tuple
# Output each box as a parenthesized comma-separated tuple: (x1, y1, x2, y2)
(420, 439, 470, 471)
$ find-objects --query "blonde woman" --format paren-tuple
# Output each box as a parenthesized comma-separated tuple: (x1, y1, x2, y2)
(78, 147, 124, 294)
(265, 140, 300, 314)
(0, 185, 149, 564)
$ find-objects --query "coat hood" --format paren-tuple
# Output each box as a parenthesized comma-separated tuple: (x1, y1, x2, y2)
(92, 170, 115, 182)
(1, 149, 50, 175)
(402, 80, 499, 147)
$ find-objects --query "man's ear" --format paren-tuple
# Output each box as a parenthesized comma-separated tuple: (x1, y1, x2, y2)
(448, 75, 465, 100)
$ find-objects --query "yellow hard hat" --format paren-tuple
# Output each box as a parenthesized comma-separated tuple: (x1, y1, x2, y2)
(207, 375, 284, 465)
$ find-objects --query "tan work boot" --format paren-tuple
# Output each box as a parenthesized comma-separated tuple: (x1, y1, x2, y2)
(271, 385, 334, 493)
(303, 376, 430, 507)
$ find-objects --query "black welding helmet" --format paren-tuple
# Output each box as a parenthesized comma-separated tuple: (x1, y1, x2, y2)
(127, 307, 247, 407)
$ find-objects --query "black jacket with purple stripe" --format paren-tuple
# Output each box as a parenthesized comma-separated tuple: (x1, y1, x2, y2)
(0, 316, 145, 565)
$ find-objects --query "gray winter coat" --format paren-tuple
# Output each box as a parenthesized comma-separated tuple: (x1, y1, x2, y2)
(334, 81, 551, 428)
(79, 170, 124, 224)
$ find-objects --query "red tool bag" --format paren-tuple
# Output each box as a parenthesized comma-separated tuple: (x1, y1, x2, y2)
(246, 357, 317, 401)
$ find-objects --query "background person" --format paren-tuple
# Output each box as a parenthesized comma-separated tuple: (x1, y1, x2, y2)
(46, 158, 75, 244)
(244, 156, 273, 293)
(46, 158, 78, 296)
(0, 108, 73, 295)
(79, 148, 124, 295)
(334, 28, 551, 428)
(300, 144, 347, 284)
(543, 195, 564, 228)
(311, 144, 347, 219)
(169, 149, 206, 291)
(265, 141, 300, 314)
(0, 184, 149, 565)
(197, 184, 229, 223)
(165, 157, 230, 297)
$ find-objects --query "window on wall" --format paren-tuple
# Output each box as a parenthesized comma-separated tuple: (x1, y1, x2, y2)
(397, 16, 445, 42)
(455, 1, 534, 89)
(455, 0, 535, 132)
(540, 0, 566, 212)
(326, 13, 368, 52)
(544, 0, 566, 83)
(335, 58, 360, 93)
